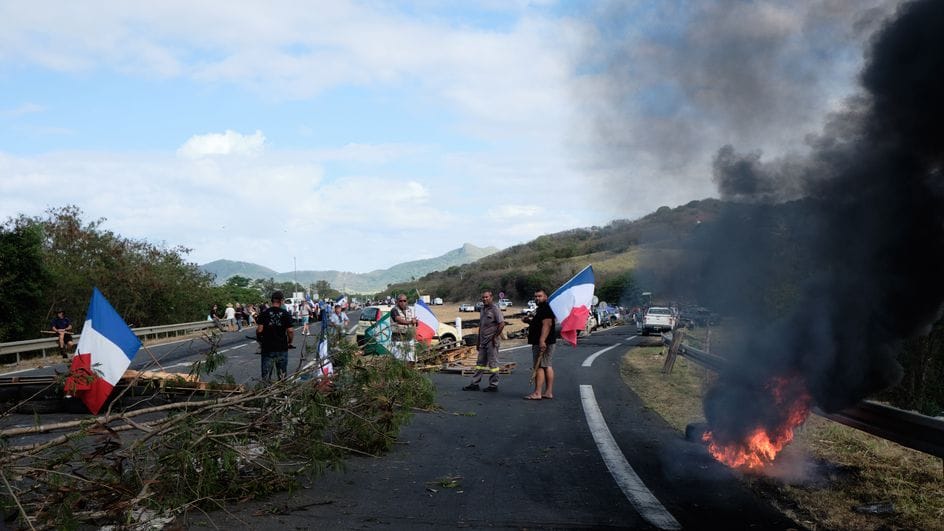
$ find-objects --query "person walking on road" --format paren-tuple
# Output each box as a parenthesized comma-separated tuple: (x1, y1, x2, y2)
(255, 291, 295, 382)
(464, 290, 505, 392)
(391, 293, 418, 362)
(523, 288, 556, 400)
(224, 303, 237, 332)
(51, 309, 74, 359)
(301, 301, 312, 336)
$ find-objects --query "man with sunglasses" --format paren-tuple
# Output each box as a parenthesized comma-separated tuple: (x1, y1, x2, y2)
(391, 294, 418, 362)
(463, 291, 505, 392)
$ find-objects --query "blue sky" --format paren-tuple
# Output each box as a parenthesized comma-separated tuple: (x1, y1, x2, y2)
(0, 0, 896, 273)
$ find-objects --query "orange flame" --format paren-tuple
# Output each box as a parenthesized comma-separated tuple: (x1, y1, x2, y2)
(702, 377, 812, 470)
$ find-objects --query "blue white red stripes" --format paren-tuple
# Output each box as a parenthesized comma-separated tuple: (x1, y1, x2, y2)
(549, 265, 595, 346)
(413, 299, 439, 344)
(65, 288, 141, 414)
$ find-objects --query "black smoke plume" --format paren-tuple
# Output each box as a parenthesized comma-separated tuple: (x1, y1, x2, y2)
(702, 0, 944, 446)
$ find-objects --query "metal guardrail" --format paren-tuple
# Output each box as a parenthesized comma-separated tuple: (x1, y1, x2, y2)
(662, 332, 944, 459)
(0, 321, 217, 365)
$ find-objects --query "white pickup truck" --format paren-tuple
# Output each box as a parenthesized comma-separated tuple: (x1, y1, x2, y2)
(642, 306, 675, 335)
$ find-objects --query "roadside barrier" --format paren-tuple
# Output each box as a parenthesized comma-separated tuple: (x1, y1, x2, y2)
(0, 321, 217, 366)
(660, 331, 944, 459)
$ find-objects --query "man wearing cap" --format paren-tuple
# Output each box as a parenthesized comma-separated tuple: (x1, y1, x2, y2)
(51, 309, 73, 359)
(255, 291, 295, 382)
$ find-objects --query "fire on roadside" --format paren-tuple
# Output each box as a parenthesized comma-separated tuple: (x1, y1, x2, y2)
(702, 376, 812, 470)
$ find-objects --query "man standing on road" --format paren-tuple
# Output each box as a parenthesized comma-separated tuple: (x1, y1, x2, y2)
(523, 289, 556, 400)
(464, 290, 505, 392)
(256, 291, 294, 382)
(391, 294, 418, 362)
(224, 303, 237, 332)
(51, 309, 73, 359)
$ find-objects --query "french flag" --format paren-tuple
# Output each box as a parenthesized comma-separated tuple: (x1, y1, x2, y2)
(65, 288, 141, 415)
(413, 298, 439, 344)
(336, 295, 348, 309)
(549, 265, 595, 346)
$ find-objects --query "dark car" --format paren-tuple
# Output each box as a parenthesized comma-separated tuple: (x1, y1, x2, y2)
(679, 307, 720, 328)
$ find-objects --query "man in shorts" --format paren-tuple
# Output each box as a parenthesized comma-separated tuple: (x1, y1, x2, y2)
(523, 288, 556, 400)
(51, 309, 74, 359)
(255, 291, 295, 382)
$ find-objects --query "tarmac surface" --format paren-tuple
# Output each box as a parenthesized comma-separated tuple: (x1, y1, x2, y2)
(179, 324, 799, 530)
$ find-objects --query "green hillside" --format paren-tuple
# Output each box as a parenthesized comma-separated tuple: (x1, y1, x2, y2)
(386, 199, 727, 305)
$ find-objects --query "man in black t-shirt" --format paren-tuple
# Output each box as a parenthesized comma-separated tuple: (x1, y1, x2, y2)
(522, 289, 556, 400)
(255, 291, 295, 382)
(51, 309, 74, 359)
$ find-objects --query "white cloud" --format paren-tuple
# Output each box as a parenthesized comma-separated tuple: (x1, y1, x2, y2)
(177, 130, 266, 159)
(3, 102, 45, 116)
(487, 204, 542, 220)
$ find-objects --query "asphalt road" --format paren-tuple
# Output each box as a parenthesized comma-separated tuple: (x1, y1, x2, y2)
(176, 324, 799, 530)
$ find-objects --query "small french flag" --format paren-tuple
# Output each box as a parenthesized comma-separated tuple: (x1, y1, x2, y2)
(413, 299, 439, 344)
(65, 288, 141, 414)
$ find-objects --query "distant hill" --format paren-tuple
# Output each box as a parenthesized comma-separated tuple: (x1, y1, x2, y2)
(388, 197, 814, 312)
(199, 260, 279, 281)
(200, 243, 499, 293)
(386, 199, 728, 305)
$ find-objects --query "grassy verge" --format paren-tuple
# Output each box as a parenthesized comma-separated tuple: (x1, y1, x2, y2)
(620, 344, 944, 530)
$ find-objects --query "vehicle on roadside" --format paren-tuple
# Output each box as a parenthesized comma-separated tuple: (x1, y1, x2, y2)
(433, 297, 444, 305)
(355, 305, 459, 347)
(458, 303, 475, 312)
(642, 306, 676, 335)
(678, 306, 721, 329)
(499, 298, 512, 307)
(521, 300, 538, 316)
(474, 301, 484, 312)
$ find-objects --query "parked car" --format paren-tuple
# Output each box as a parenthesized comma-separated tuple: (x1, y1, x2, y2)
(433, 297, 444, 305)
(642, 306, 676, 335)
(458, 303, 475, 312)
(678, 306, 721, 328)
(474, 301, 484, 312)
(521, 300, 538, 316)
(355, 305, 459, 347)
(499, 298, 513, 307)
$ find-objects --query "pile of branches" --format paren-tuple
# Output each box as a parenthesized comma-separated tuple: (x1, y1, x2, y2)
(0, 340, 435, 529)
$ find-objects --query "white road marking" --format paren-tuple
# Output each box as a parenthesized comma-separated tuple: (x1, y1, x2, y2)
(625, 335, 638, 342)
(582, 344, 619, 367)
(580, 385, 681, 530)
(1, 367, 38, 375)
(499, 344, 531, 353)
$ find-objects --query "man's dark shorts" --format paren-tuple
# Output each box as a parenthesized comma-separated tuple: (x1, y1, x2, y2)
(531, 343, 555, 368)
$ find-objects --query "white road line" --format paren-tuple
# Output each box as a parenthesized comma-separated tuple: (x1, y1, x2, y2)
(625, 335, 638, 342)
(582, 344, 619, 367)
(1, 367, 38, 375)
(580, 385, 681, 530)
(499, 344, 531, 353)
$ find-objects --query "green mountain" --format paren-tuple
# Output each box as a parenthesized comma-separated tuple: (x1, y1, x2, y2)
(199, 260, 279, 282)
(386, 199, 728, 305)
(200, 243, 499, 293)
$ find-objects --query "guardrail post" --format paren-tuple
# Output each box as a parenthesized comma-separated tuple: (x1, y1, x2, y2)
(662, 332, 683, 375)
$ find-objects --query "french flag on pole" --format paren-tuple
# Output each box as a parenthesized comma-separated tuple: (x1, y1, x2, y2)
(65, 288, 141, 414)
(336, 295, 348, 310)
(413, 298, 439, 344)
(549, 265, 595, 346)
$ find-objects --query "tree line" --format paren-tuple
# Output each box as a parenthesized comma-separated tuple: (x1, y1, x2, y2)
(0, 206, 339, 343)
